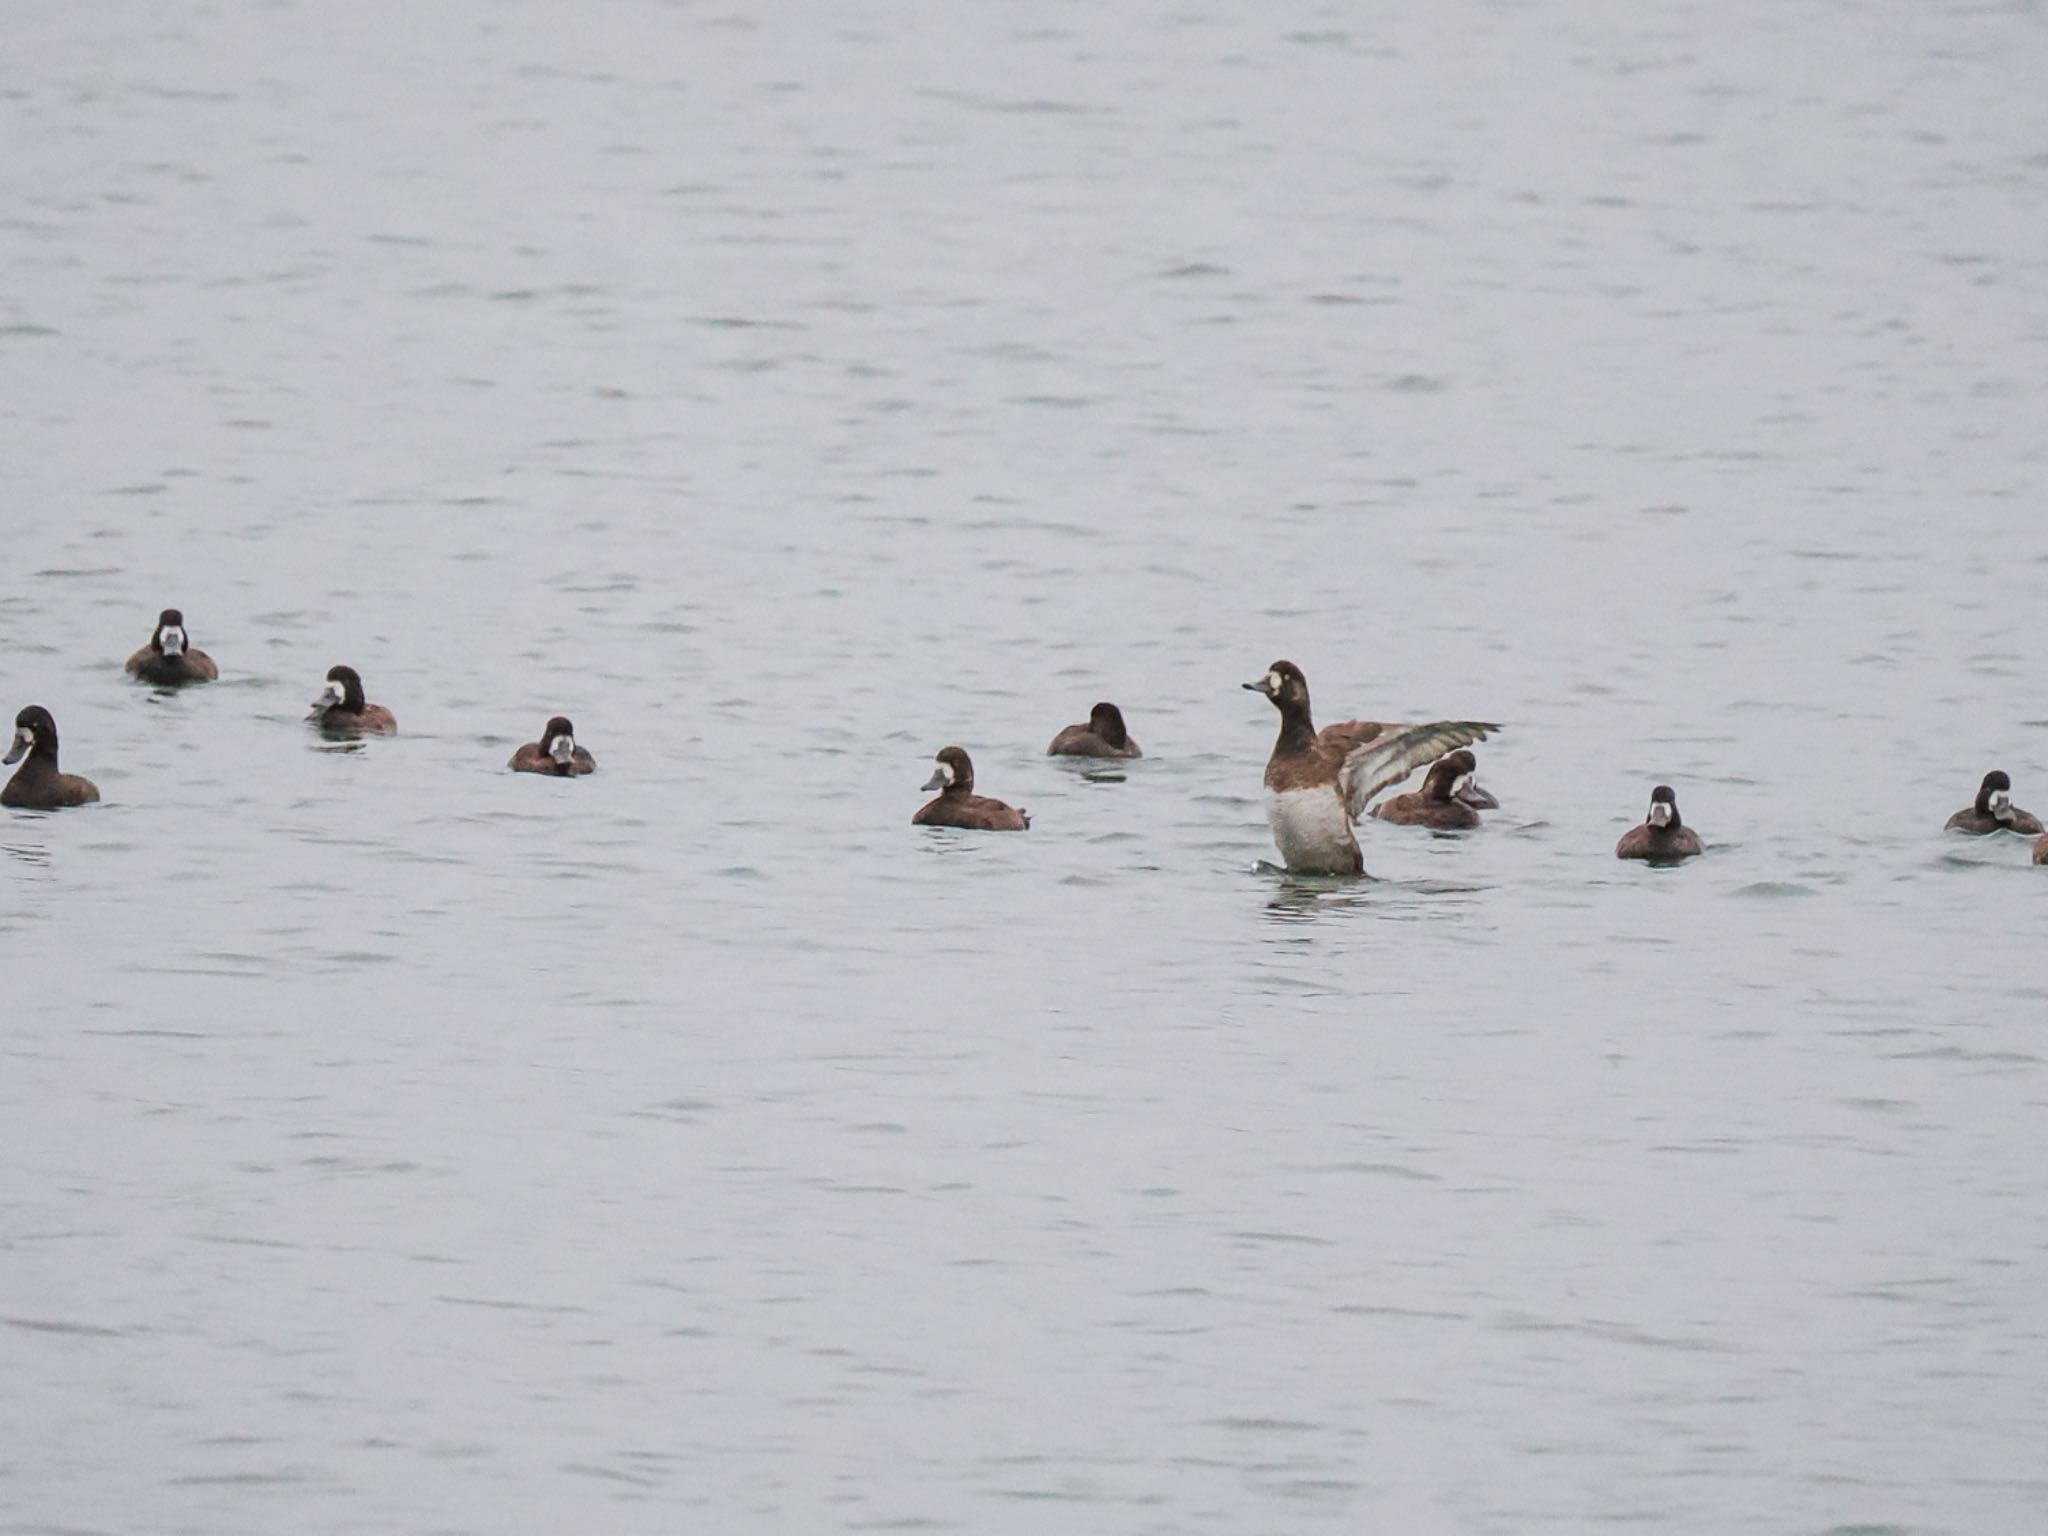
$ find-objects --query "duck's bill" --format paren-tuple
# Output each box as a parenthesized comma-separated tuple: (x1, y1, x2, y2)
(920, 769, 947, 791)
(1242, 679, 1272, 696)
(2, 731, 27, 765)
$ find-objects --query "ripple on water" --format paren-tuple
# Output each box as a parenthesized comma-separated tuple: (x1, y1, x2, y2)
(1291, 1161, 1441, 1182)
(4, 1315, 126, 1338)
(1735, 880, 1816, 897)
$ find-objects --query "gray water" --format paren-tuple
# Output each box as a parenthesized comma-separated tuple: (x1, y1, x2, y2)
(4, 2, 2047, 1531)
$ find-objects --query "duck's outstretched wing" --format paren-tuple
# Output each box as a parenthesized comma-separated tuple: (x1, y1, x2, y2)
(1314, 719, 1392, 757)
(1339, 720, 1499, 821)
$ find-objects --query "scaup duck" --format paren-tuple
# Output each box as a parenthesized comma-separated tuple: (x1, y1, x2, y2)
(1371, 749, 1483, 830)
(1047, 702, 1141, 759)
(125, 608, 218, 686)
(913, 746, 1029, 831)
(309, 665, 396, 735)
(1944, 770, 2044, 835)
(1244, 660, 1497, 875)
(1616, 784, 1702, 861)
(2, 706, 101, 809)
(510, 715, 595, 776)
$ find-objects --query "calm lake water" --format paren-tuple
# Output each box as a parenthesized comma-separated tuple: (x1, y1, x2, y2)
(4, 2, 2047, 1532)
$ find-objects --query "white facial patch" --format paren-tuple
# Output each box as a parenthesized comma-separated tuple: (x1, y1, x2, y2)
(1266, 671, 1283, 694)
(1991, 790, 2012, 819)
(936, 760, 955, 785)
(1648, 801, 1673, 828)
(1452, 772, 1475, 799)
(324, 680, 346, 705)
(549, 735, 575, 764)
(13, 727, 31, 751)
(158, 626, 186, 656)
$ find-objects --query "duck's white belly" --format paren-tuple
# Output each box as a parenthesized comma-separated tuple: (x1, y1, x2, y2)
(1266, 786, 1361, 874)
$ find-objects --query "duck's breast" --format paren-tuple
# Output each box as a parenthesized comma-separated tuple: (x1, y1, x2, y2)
(1267, 785, 1358, 872)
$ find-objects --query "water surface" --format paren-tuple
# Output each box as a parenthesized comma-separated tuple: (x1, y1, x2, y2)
(4, 2, 2047, 1532)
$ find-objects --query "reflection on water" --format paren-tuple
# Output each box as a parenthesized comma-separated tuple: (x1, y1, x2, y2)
(1261, 879, 1371, 924)
(4, 0, 2048, 1532)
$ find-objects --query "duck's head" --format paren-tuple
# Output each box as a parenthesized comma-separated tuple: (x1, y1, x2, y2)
(922, 745, 973, 793)
(313, 665, 366, 715)
(542, 716, 577, 766)
(1647, 784, 1681, 829)
(154, 609, 188, 656)
(1977, 770, 2015, 820)
(4, 705, 58, 765)
(1088, 702, 1130, 748)
(1425, 750, 1477, 802)
(1243, 660, 1308, 713)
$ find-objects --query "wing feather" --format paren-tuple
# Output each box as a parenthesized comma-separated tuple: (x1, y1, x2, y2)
(1314, 720, 1391, 757)
(1339, 720, 1500, 820)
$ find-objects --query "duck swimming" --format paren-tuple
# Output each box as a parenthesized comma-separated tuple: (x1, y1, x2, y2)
(1944, 770, 2043, 836)
(1047, 702, 1141, 760)
(1615, 784, 1702, 861)
(1371, 749, 1484, 830)
(1244, 660, 1497, 875)
(509, 716, 596, 776)
(913, 746, 1030, 831)
(308, 665, 396, 735)
(2, 706, 101, 809)
(125, 608, 218, 686)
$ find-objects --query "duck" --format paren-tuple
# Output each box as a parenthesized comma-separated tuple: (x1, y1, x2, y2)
(124, 608, 218, 685)
(2035, 834, 2047, 866)
(1615, 784, 1703, 861)
(1243, 660, 1497, 875)
(1371, 749, 1483, 830)
(1047, 702, 1141, 759)
(2, 706, 101, 809)
(913, 746, 1030, 830)
(308, 665, 397, 735)
(1944, 770, 2044, 835)
(509, 716, 596, 776)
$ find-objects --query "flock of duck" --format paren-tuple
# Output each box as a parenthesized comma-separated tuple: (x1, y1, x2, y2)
(6, 610, 2046, 874)
(2, 609, 595, 811)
